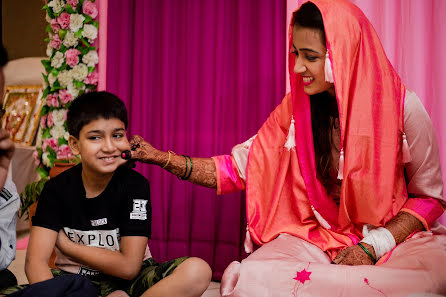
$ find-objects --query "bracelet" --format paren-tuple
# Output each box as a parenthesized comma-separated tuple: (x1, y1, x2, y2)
(177, 155, 189, 180)
(357, 242, 376, 264)
(162, 151, 174, 169)
(184, 156, 193, 180)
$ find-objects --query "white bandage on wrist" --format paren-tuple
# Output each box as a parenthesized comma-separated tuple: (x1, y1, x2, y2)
(360, 226, 396, 259)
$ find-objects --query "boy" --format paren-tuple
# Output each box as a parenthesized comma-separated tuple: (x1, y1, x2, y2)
(25, 91, 211, 297)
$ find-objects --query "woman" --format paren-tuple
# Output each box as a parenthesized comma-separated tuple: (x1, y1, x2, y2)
(129, 0, 446, 295)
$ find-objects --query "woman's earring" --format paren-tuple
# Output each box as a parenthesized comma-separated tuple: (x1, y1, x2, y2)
(324, 51, 334, 83)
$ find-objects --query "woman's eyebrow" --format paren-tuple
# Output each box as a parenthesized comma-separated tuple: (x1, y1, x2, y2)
(299, 48, 320, 53)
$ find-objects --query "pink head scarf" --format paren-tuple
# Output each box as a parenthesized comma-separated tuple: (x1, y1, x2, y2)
(246, 0, 408, 254)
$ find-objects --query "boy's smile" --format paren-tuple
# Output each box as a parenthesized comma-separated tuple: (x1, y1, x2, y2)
(69, 117, 131, 178)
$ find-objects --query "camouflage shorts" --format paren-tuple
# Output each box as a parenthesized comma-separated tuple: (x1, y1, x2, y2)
(0, 257, 188, 297)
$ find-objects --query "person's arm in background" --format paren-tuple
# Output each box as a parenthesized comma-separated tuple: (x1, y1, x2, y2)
(0, 127, 16, 272)
(0, 179, 20, 272)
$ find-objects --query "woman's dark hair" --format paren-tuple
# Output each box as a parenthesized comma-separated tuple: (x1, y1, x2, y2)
(293, 2, 339, 193)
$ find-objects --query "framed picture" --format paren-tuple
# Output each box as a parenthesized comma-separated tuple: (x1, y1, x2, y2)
(1, 85, 44, 146)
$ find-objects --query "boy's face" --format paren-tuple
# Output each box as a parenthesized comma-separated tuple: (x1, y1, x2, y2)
(69, 118, 130, 176)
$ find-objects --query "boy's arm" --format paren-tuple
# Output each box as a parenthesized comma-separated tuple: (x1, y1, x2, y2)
(25, 226, 58, 284)
(56, 230, 147, 280)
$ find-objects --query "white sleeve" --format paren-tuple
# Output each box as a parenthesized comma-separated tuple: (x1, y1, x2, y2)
(0, 178, 20, 270)
(404, 90, 444, 201)
(231, 135, 257, 181)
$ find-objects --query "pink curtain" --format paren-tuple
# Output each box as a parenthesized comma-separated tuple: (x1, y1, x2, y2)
(105, 0, 286, 279)
(287, 0, 446, 224)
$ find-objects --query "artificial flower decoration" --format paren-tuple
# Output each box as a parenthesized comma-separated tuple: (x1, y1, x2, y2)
(36, 0, 99, 178)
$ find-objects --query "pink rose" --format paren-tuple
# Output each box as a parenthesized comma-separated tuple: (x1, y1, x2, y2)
(50, 34, 62, 50)
(50, 19, 60, 34)
(57, 12, 71, 29)
(65, 49, 81, 67)
(40, 115, 47, 129)
(84, 71, 98, 85)
(43, 138, 59, 153)
(67, 0, 79, 10)
(32, 150, 40, 166)
(59, 89, 73, 105)
(82, 1, 98, 19)
(46, 93, 60, 107)
(57, 144, 74, 160)
(47, 112, 54, 128)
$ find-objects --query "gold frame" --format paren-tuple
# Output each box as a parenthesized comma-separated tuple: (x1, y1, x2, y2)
(1, 85, 44, 146)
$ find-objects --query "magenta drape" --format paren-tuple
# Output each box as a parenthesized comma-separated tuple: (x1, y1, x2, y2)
(106, 0, 285, 279)
(287, 0, 446, 224)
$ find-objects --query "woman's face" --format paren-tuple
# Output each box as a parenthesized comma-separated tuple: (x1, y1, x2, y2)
(291, 25, 335, 97)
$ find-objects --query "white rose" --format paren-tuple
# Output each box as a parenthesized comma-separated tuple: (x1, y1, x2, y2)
(51, 51, 64, 69)
(45, 13, 51, 23)
(48, 73, 57, 87)
(57, 70, 73, 88)
(82, 24, 98, 42)
(50, 124, 66, 140)
(64, 131, 70, 140)
(69, 14, 85, 33)
(42, 152, 51, 167)
(46, 43, 53, 57)
(63, 31, 79, 48)
(52, 109, 67, 126)
(82, 50, 98, 67)
(67, 82, 81, 98)
(72, 63, 88, 81)
(48, 0, 64, 14)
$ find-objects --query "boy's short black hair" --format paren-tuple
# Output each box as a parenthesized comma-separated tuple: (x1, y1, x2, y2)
(67, 91, 128, 138)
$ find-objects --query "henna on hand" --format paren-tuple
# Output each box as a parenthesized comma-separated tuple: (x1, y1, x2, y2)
(332, 243, 376, 266)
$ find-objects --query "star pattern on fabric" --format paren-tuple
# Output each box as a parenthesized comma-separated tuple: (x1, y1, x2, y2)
(293, 269, 312, 284)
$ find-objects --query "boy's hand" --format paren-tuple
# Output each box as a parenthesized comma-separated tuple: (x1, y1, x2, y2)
(56, 229, 72, 252)
(129, 135, 162, 164)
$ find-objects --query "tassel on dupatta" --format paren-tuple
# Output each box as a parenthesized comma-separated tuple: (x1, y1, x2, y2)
(337, 149, 344, 180)
(402, 132, 412, 163)
(244, 224, 253, 253)
(311, 205, 331, 229)
(284, 116, 296, 150)
(324, 51, 334, 83)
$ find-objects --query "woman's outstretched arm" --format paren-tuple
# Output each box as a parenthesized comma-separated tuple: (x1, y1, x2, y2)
(128, 135, 217, 189)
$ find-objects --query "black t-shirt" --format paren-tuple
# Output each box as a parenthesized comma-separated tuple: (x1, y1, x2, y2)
(33, 164, 151, 275)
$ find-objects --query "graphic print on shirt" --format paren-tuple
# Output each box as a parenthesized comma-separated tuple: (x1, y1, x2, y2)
(64, 227, 120, 250)
(130, 199, 148, 220)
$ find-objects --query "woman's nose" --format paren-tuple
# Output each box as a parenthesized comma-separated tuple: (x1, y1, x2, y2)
(293, 56, 306, 74)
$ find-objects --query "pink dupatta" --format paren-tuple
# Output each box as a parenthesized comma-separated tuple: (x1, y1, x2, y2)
(245, 0, 408, 258)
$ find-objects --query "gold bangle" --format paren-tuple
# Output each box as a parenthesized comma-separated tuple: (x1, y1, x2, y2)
(162, 151, 174, 168)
